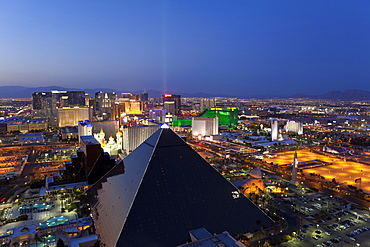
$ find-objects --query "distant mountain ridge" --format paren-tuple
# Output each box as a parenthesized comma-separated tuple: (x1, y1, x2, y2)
(289, 89, 370, 101)
(0, 86, 369, 101)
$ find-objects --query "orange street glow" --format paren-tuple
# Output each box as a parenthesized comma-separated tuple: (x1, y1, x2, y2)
(264, 149, 370, 192)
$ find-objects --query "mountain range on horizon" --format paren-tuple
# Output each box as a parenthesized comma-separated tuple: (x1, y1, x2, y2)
(0, 86, 370, 101)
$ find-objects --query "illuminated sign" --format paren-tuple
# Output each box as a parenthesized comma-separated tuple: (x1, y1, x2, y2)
(164, 94, 172, 98)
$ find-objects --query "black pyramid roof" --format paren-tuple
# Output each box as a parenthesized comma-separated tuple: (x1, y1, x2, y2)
(89, 128, 274, 247)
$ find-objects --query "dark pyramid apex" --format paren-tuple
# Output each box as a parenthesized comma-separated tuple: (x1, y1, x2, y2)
(143, 127, 187, 148)
(89, 128, 275, 247)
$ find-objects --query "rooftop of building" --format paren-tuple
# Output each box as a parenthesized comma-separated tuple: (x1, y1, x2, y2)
(178, 228, 245, 247)
(68, 234, 98, 247)
(80, 136, 100, 145)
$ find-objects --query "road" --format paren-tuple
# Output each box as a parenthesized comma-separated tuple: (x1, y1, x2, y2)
(4, 149, 37, 203)
(20, 148, 37, 179)
(249, 197, 301, 247)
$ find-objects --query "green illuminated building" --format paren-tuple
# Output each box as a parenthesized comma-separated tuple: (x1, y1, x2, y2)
(172, 119, 192, 127)
(172, 108, 238, 128)
(200, 107, 238, 128)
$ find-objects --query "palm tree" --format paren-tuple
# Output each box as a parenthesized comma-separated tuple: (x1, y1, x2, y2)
(57, 238, 65, 247)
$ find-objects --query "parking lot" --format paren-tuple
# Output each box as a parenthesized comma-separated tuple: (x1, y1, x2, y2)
(281, 191, 370, 246)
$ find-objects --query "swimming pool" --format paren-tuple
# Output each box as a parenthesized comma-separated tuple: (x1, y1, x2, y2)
(39, 215, 69, 229)
(20, 203, 53, 211)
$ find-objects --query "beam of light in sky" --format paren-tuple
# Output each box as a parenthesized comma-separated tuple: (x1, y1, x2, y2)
(161, 0, 168, 93)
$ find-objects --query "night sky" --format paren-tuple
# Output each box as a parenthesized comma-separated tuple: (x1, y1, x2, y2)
(1, 1, 370, 96)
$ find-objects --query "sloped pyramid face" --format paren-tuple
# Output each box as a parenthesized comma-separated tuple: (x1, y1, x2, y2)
(89, 128, 274, 247)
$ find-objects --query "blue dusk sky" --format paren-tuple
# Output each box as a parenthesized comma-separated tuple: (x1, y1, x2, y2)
(1, 1, 370, 96)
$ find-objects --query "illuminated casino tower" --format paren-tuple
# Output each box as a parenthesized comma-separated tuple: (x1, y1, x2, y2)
(290, 151, 298, 185)
(162, 94, 181, 116)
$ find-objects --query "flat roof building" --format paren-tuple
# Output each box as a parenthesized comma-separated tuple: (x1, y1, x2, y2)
(192, 117, 219, 137)
(57, 107, 90, 127)
(178, 228, 246, 247)
(121, 125, 160, 154)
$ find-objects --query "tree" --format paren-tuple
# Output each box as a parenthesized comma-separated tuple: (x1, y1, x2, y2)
(29, 179, 45, 189)
(284, 235, 292, 241)
(263, 240, 273, 247)
(57, 238, 64, 247)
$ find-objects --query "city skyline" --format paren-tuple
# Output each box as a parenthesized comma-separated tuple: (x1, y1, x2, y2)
(2, 88, 370, 245)
(1, 1, 370, 96)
